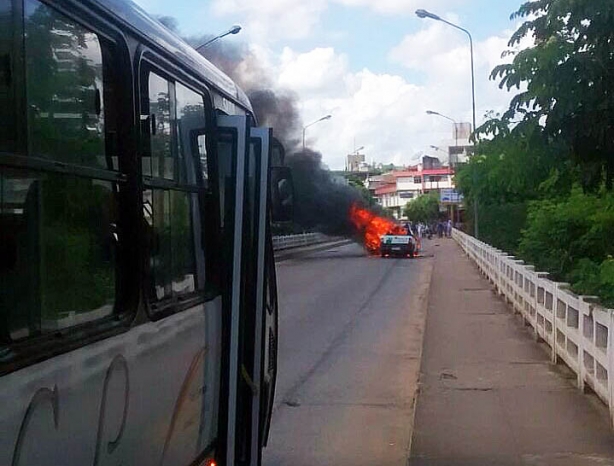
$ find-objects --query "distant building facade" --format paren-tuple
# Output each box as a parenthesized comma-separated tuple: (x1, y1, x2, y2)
(346, 152, 365, 172)
(369, 157, 455, 218)
(448, 122, 474, 166)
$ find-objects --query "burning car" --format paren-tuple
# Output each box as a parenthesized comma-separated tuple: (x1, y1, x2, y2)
(379, 233, 417, 258)
(349, 203, 416, 256)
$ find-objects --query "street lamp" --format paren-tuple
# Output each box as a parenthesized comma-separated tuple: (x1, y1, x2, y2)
(194, 24, 242, 51)
(417, 8, 478, 238)
(302, 114, 332, 154)
(353, 145, 365, 154)
(426, 110, 458, 149)
(416, 10, 476, 138)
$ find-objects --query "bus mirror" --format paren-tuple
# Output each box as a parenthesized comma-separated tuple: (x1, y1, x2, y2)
(270, 166, 294, 223)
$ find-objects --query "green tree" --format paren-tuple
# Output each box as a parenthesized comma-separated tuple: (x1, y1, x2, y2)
(491, 0, 614, 191)
(403, 193, 440, 224)
(454, 118, 572, 248)
(454, 0, 614, 244)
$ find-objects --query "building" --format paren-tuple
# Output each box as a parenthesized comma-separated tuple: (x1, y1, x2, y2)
(346, 152, 365, 172)
(369, 157, 455, 218)
(448, 122, 474, 166)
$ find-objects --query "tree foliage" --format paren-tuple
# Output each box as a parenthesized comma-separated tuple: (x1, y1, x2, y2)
(491, 0, 614, 190)
(455, 0, 614, 306)
(403, 193, 440, 224)
(518, 188, 614, 306)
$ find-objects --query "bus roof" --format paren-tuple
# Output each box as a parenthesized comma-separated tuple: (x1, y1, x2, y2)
(94, 0, 253, 113)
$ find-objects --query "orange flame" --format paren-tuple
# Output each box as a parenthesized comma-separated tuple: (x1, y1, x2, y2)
(349, 203, 407, 253)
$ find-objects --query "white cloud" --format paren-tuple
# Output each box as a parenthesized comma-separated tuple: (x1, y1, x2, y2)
(278, 47, 348, 94)
(388, 20, 522, 129)
(276, 48, 446, 169)
(210, 0, 329, 43)
(264, 21, 525, 170)
(207, 0, 465, 44)
(332, 0, 461, 16)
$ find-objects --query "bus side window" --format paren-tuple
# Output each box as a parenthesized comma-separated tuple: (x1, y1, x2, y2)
(0, 0, 17, 155)
(215, 131, 236, 232)
(24, 0, 118, 171)
(142, 73, 207, 309)
(2, 0, 121, 340)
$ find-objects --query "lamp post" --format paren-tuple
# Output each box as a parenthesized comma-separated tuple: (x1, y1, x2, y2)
(417, 8, 478, 237)
(416, 10, 476, 138)
(194, 24, 242, 51)
(429, 145, 444, 153)
(426, 110, 458, 149)
(302, 114, 332, 154)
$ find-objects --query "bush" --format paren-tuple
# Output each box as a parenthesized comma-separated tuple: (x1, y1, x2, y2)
(519, 188, 614, 277)
(403, 193, 440, 224)
(570, 258, 614, 308)
(465, 201, 528, 254)
(517, 187, 614, 306)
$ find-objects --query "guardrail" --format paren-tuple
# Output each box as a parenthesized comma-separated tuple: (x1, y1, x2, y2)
(453, 228, 614, 426)
(272, 232, 329, 251)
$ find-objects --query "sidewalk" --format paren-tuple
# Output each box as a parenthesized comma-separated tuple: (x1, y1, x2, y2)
(409, 239, 614, 466)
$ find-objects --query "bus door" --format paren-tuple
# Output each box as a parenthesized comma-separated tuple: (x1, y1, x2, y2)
(235, 127, 274, 465)
(260, 139, 288, 447)
(214, 114, 249, 466)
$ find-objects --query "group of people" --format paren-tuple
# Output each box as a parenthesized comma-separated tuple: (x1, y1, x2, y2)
(433, 219, 453, 238)
(402, 219, 453, 240)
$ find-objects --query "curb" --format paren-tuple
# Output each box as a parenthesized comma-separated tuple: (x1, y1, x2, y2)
(405, 251, 436, 459)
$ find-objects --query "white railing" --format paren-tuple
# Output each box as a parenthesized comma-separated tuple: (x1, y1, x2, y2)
(272, 232, 329, 251)
(453, 228, 614, 426)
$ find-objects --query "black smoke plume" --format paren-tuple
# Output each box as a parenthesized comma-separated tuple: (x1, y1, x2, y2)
(178, 28, 371, 234)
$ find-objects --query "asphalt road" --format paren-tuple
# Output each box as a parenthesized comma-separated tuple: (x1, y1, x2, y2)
(263, 241, 434, 466)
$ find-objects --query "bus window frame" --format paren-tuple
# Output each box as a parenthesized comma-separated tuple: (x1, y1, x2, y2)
(0, 0, 138, 376)
(137, 52, 221, 321)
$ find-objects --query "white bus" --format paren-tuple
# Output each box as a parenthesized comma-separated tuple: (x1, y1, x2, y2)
(0, 0, 292, 464)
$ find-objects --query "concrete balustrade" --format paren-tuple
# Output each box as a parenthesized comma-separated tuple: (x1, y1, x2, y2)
(272, 232, 329, 251)
(453, 228, 614, 427)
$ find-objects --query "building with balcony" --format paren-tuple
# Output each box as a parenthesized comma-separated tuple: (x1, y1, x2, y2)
(369, 158, 455, 218)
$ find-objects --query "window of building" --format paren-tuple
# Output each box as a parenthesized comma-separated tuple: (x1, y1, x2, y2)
(414, 176, 422, 184)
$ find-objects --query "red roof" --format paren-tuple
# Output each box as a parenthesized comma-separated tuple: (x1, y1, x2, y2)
(380, 167, 453, 178)
(375, 184, 397, 195)
(392, 170, 420, 177)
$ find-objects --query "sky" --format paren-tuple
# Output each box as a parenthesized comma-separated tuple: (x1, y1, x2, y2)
(134, 0, 527, 170)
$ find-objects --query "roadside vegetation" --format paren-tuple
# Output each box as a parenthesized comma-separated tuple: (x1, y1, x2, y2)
(403, 192, 440, 225)
(455, 0, 614, 306)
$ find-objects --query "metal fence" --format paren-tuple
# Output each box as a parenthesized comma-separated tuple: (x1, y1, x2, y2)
(453, 228, 614, 426)
(272, 232, 329, 251)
